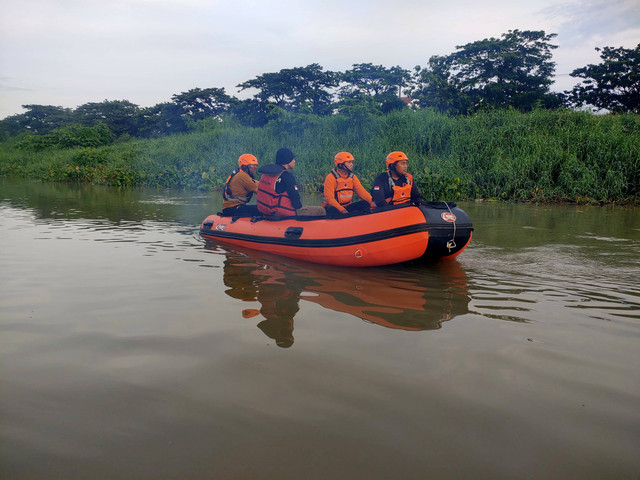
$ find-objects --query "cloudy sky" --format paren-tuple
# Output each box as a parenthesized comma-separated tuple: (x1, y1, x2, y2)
(1, 0, 638, 119)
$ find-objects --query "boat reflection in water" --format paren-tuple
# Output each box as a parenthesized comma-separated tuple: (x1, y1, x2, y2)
(216, 246, 470, 348)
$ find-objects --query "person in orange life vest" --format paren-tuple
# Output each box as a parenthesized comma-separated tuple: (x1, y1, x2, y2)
(256, 147, 325, 217)
(322, 151, 377, 216)
(222, 153, 261, 217)
(371, 151, 423, 208)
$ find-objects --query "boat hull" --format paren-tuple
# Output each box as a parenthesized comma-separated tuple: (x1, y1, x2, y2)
(200, 203, 472, 267)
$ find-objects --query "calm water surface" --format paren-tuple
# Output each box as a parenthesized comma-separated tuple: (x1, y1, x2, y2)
(1, 178, 639, 480)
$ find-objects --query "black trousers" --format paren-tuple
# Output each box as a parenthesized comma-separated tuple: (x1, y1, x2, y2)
(221, 204, 261, 217)
(325, 200, 371, 217)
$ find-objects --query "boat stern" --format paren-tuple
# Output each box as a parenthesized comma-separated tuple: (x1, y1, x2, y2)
(418, 202, 473, 262)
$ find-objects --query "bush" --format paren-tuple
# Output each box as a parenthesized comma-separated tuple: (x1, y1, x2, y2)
(16, 123, 115, 151)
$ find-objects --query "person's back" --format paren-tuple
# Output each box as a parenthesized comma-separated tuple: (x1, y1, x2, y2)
(257, 147, 325, 217)
(256, 162, 298, 216)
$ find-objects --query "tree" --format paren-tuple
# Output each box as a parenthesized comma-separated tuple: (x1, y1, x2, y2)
(137, 102, 187, 137)
(410, 29, 561, 114)
(0, 114, 28, 139)
(338, 63, 411, 113)
(567, 43, 640, 113)
(237, 63, 337, 115)
(12, 104, 74, 134)
(411, 58, 471, 114)
(229, 99, 271, 127)
(74, 100, 141, 136)
(171, 87, 235, 120)
(339, 63, 410, 97)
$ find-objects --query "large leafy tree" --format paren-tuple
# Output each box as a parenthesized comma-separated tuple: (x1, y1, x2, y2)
(74, 100, 140, 136)
(137, 102, 187, 137)
(0, 114, 25, 139)
(229, 99, 271, 128)
(339, 63, 410, 97)
(411, 29, 561, 114)
(171, 87, 235, 120)
(567, 43, 640, 113)
(237, 63, 337, 115)
(411, 56, 471, 114)
(7, 104, 74, 135)
(338, 63, 411, 113)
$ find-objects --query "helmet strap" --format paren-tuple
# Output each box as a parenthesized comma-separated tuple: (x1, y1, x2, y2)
(388, 163, 401, 180)
(338, 163, 352, 175)
(240, 164, 254, 178)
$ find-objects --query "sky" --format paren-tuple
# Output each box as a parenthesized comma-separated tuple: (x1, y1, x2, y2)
(1, 0, 639, 120)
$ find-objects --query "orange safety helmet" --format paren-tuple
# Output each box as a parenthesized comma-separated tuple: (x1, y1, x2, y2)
(385, 151, 409, 169)
(334, 151, 355, 166)
(238, 153, 258, 167)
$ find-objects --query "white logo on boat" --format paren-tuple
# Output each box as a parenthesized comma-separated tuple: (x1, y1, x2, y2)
(441, 212, 456, 222)
(215, 223, 227, 231)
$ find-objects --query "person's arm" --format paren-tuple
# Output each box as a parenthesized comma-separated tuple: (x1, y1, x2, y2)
(323, 174, 346, 213)
(281, 171, 303, 209)
(353, 176, 375, 207)
(242, 174, 258, 192)
(410, 180, 423, 204)
(371, 175, 389, 207)
(239, 172, 258, 193)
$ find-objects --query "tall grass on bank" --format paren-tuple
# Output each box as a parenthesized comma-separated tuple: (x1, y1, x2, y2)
(1, 109, 638, 203)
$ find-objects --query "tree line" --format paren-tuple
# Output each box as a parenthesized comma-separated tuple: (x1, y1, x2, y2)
(1, 29, 638, 146)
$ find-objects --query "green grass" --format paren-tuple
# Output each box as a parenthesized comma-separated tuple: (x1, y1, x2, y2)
(1, 108, 639, 204)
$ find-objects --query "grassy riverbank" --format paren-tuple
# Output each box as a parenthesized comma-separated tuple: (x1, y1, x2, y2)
(1, 109, 638, 204)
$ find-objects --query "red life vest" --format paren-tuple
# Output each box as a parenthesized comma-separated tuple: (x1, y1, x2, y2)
(326, 169, 354, 206)
(257, 171, 297, 216)
(387, 172, 414, 205)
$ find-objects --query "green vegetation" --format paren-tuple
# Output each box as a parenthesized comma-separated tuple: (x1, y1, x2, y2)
(2, 108, 638, 204)
(411, 30, 562, 114)
(568, 44, 640, 114)
(1, 31, 638, 204)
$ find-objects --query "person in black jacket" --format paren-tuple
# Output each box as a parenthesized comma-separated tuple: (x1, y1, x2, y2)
(371, 151, 422, 207)
(256, 147, 325, 217)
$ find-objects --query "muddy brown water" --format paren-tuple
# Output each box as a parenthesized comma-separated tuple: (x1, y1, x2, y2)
(1, 178, 639, 479)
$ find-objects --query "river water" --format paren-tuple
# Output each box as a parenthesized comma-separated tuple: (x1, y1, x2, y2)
(1, 178, 639, 480)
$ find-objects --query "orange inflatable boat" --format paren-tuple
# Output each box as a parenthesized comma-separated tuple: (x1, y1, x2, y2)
(200, 202, 473, 267)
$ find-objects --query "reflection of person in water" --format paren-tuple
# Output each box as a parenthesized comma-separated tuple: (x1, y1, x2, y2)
(243, 278, 298, 348)
(222, 252, 301, 348)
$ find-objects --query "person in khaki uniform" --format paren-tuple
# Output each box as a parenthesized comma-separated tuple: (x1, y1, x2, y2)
(222, 154, 261, 217)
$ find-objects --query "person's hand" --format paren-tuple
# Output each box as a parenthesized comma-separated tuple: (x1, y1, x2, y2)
(341, 208, 348, 214)
(369, 202, 376, 209)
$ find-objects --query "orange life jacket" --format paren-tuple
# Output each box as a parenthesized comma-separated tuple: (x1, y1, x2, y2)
(257, 171, 297, 216)
(324, 169, 354, 206)
(223, 168, 254, 203)
(387, 172, 414, 205)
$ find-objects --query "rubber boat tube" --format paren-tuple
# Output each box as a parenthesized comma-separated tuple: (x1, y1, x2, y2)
(200, 202, 473, 267)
